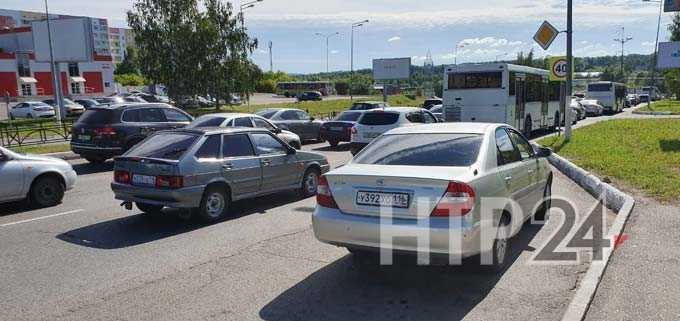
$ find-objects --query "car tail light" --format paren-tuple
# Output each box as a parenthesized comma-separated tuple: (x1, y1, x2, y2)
(350, 127, 357, 135)
(431, 181, 476, 217)
(114, 170, 131, 184)
(317, 175, 338, 209)
(156, 176, 184, 189)
(94, 127, 117, 136)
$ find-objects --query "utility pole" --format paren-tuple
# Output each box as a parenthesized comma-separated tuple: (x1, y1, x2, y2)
(268, 41, 273, 72)
(614, 27, 633, 76)
(315, 32, 339, 73)
(350, 20, 368, 100)
(565, 0, 573, 140)
(45, 0, 63, 124)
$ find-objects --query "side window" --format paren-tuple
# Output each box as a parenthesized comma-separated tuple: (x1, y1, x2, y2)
(280, 110, 299, 120)
(195, 135, 221, 160)
(122, 109, 141, 122)
(296, 111, 310, 120)
(163, 108, 191, 122)
(423, 111, 437, 123)
(139, 108, 166, 122)
(253, 118, 276, 131)
(226, 119, 234, 127)
(234, 117, 254, 127)
(495, 128, 521, 165)
(250, 133, 286, 155)
(222, 134, 255, 158)
(406, 112, 424, 123)
(508, 130, 535, 160)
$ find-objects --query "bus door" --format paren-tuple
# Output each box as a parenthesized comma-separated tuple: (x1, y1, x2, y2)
(514, 73, 526, 130)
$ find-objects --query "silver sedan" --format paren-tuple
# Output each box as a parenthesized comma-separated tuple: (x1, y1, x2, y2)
(188, 113, 302, 149)
(0, 146, 77, 207)
(312, 123, 553, 269)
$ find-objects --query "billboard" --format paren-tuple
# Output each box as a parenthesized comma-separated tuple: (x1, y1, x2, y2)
(373, 58, 411, 80)
(657, 42, 680, 69)
(32, 18, 93, 62)
(665, 0, 680, 12)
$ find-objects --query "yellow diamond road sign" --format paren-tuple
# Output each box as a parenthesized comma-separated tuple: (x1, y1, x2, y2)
(549, 56, 569, 82)
(534, 21, 559, 50)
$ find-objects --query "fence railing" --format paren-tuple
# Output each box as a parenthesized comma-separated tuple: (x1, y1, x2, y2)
(0, 119, 74, 147)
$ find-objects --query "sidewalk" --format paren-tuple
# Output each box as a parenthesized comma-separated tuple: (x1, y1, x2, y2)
(585, 197, 680, 320)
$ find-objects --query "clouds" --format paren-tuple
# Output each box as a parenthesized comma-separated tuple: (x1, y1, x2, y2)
(387, 36, 401, 43)
(458, 37, 524, 48)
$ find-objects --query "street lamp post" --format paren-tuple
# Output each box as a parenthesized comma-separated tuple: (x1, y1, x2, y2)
(643, 0, 663, 109)
(565, 0, 574, 140)
(239, 0, 263, 28)
(44, 0, 64, 124)
(350, 20, 368, 100)
(454, 43, 466, 65)
(315, 32, 339, 73)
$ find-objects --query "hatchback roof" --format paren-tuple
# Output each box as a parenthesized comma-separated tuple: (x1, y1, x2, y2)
(168, 126, 270, 136)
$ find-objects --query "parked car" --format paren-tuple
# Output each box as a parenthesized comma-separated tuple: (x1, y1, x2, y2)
(0, 146, 77, 207)
(124, 96, 148, 103)
(580, 99, 605, 117)
(350, 101, 389, 111)
(319, 111, 366, 148)
(255, 108, 323, 142)
(350, 107, 439, 155)
(422, 97, 443, 110)
(570, 98, 586, 120)
(70, 103, 194, 164)
(43, 98, 86, 117)
(94, 96, 126, 105)
(626, 94, 639, 107)
(187, 113, 302, 149)
(9, 101, 55, 119)
(111, 127, 330, 222)
(74, 99, 100, 110)
(430, 104, 445, 122)
(312, 123, 553, 269)
(297, 91, 323, 102)
(638, 94, 650, 104)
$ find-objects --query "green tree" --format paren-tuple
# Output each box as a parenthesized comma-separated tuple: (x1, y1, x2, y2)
(114, 73, 146, 86)
(114, 45, 139, 75)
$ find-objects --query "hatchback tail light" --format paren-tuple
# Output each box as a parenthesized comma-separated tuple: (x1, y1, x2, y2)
(114, 170, 131, 184)
(431, 181, 476, 217)
(156, 176, 184, 189)
(317, 175, 338, 209)
(94, 127, 117, 136)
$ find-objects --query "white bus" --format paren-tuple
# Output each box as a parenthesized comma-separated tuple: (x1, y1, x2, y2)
(587, 81, 626, 114)
(442, 63, 561, 135)
(640, 86, 661, 101)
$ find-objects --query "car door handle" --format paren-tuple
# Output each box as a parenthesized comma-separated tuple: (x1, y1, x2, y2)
(528, 169, 535, 174)
(262, 159, 271, 166)
(222, 163, 233, 170)
(504, 176, 513, 183)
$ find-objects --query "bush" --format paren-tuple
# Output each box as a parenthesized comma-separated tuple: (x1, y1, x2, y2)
(114, 73, 147, 86)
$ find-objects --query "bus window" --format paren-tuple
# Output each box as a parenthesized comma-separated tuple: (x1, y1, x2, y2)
(588, 83, 612, 92)
(448, 72, 502, 89)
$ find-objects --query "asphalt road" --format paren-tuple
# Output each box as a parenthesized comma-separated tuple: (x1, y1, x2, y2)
(0, 138, 618, 321)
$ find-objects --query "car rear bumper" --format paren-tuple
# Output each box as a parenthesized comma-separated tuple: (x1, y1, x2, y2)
(71, 143, 124, 157)
(111, 182, 205, 209)
(312, 206, 484, 258)
(320, 131, 351, 142)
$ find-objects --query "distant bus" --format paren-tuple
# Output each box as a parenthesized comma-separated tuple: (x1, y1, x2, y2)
(442, 63, 561, 135)
(587, 81, 626, 114)
(276, 81, 334, 97)
(640, 86, 661, 101)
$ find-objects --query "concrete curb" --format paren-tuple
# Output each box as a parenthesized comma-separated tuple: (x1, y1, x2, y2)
(535, 146, 636, 321)
(632, 110, 672, 116)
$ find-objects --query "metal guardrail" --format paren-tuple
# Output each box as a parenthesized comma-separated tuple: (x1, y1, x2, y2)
(0, 120, 74, 147)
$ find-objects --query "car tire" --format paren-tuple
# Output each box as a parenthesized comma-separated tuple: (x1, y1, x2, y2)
(27, 113, 33, 119)
(328, 140, 339, 148)
(85, 157, 107, 164)
(300, 168, 320, 198)
(136, 203, 164, 215)
(489, 215, 513, 272)
(197, 185, 230, 223)
(30, 175, 65, 208)
(534, 176, 552, 222)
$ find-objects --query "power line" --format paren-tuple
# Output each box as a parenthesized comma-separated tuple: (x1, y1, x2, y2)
(614, 26, 633, 75)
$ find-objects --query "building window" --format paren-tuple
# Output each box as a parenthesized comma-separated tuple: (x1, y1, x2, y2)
(17, 54, 31, 77)
(20, 84, 32, 96)
(71, 82, 82, 94)
(68, 63, 80, 76)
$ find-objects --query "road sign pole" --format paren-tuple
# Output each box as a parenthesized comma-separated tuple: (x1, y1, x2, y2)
(565, 0, 573, 141)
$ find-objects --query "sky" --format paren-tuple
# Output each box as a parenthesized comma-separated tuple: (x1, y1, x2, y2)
(3, 0, 673, 74)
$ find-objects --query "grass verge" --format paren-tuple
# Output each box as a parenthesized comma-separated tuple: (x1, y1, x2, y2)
(637, 99, 680, 114)
(9, 143, 71, 155)
(538, 119, 680, 202)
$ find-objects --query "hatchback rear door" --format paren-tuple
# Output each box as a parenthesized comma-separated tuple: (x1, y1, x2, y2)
(249, 132, 299, 192)
(221, 134, 261, 196)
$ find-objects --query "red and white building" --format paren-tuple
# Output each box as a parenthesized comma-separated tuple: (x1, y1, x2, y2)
(0, 10, 116, 98)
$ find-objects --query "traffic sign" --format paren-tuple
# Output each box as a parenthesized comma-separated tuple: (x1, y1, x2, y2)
(548, 56, 569, 81)
(665, 0, 680, 12)
(533, 21, 560, 50)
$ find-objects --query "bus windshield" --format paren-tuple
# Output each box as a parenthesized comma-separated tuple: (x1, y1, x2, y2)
(588, 83, 613, 92)
(448, 72, 502, 90)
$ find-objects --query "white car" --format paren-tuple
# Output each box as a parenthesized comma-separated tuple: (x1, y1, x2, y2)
(187, 113, 303, 149)
(350, 107, 439, 155)
(0, 146, 77, 207)
(9, 102, 55, 119)
(580, 99, 605, 117)
(313, 123, 553, 269)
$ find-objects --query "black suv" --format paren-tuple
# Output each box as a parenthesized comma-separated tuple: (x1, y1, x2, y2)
(70, 103, 194, 163)
(297, 91, 323, 102)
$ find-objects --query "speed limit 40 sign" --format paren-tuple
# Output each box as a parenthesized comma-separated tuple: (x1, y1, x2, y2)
(548, 56, 570, 81)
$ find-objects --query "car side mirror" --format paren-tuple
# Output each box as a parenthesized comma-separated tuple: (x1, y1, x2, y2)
(286, 147, 297, 155)
(536, 147, 552, 158)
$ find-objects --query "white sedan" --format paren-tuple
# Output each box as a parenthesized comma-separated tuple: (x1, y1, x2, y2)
(0, 146, 77, 207)
(9, 102, 55, 119)
(313, 123, 553, 269)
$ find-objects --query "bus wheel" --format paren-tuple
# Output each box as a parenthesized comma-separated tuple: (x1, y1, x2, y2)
(523, 116, 532, 138)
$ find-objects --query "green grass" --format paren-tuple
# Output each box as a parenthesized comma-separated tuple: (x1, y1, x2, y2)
(637, 99, 680, 114)
(538, 119, 680, 202)
(9, 143, 71, 155)
(188, 95, 426, 118)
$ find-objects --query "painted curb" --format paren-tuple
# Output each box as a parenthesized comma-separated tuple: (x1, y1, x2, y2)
(534, 145, 636, 321)
(632, 110, 672, 116)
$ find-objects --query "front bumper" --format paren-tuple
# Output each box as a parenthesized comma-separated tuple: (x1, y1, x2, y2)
(111, 182, 205, 209)
(64, 169, 77, 191)
(312, 206, 484, 258)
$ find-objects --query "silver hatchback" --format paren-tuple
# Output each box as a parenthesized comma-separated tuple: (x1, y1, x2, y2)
(111, 127, 330, 222)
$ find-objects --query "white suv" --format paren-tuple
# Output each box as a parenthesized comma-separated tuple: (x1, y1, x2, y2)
(350, 107, 438, 155)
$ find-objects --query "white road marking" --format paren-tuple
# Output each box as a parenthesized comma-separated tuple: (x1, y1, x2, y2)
(0, 209, 84, 227)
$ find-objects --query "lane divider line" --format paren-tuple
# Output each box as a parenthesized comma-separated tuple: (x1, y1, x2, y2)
(0, 209, 85, 227)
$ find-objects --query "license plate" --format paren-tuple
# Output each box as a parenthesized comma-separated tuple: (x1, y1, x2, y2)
(364, 132, 381, 139)
(133, 174, 156, 186)
(356, 191, 410, 208)
(79, 135, 91, 141)
(330, 127, 343, 131)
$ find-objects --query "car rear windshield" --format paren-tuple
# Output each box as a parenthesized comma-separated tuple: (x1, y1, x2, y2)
(126, 133, 199, 160)
(187, 116, 226, 128)
(353, 133, 483, 167)
(256, 110, 278, 119)
(77, 109, 116, 125)
(359, 112, 399, 126)
(335, 111, 362, 121)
